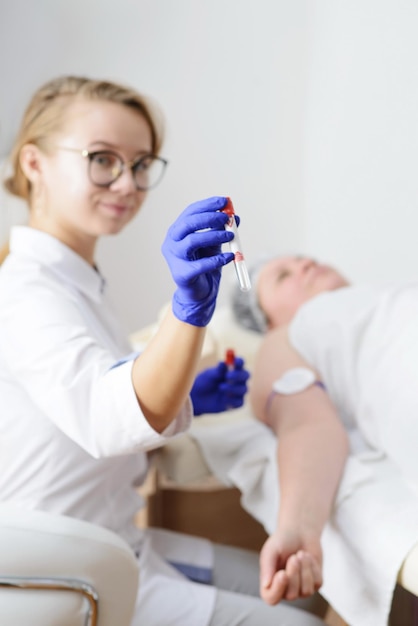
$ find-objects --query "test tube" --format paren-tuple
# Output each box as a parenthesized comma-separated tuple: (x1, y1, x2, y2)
(225, 348, 235, 368)
(222, 198, 252, 292)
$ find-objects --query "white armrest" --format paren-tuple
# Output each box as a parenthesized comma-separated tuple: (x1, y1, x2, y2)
(0, 504, 138, 626)
(398, 541, 418, 596)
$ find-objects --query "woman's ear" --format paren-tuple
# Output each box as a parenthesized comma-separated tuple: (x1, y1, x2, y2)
(19, 144, 44, 184)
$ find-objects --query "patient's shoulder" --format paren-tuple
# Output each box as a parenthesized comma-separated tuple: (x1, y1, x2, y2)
(257, 324, 295, 362)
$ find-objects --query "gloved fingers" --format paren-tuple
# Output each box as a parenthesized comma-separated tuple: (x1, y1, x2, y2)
(168, 199, 229, 241)
(196, 362, 227, 385)
(225, 366, 250, 382)
(171, 253, 234, 288)
(213, 359, 250, 380)
(168, 212, 231, 242)
(232, 356, 244, 368)
(222, 395, 246, 409)
(166, 227, 233, 260)
(213, 359, 250, 383)
(181, 195, 228, 217)
(212, 361, 228, 378)
(183, 229, 234, 259)
(219, 382, 249, 398)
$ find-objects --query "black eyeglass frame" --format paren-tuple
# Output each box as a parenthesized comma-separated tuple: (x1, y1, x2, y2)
(54, 146, 168, 191)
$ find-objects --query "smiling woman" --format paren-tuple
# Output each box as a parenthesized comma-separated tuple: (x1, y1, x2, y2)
(8, 92, 161, 262)
(0, 75, 327, 626)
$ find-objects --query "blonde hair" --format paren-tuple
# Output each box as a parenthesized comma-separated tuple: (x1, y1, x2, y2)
(4, 75, 164, 202)
(0, 242, 9, 265)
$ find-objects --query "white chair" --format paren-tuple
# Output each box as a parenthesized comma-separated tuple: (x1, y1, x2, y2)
(0, 504, 139, 626)
(398, 544, 418, 597)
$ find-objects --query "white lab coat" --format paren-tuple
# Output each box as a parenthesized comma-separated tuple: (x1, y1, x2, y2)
(0, 226, 216, 626)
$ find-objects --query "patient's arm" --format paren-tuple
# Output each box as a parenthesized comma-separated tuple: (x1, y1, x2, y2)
(250, 325, 349, 606)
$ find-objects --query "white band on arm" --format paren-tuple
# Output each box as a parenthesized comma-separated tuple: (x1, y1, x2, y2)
(265, 367, 326, 417)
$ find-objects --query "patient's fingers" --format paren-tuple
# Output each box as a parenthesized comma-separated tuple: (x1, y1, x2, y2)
(310, 553, 323, 590)
(260, 569, 288, 605)
(289, 551, 322, 599)
(284, 554, 301, 600)
(298, 550, 323, 592)
(260, 550, 323, 605)
(298, 551, 316, 596)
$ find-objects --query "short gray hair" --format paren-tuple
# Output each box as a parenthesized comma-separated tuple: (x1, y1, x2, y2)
(230, 258, 270, 334)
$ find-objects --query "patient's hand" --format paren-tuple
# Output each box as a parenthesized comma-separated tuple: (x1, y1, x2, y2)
(259, 529, 323, 605)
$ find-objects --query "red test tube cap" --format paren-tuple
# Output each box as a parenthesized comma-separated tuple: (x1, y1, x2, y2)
(222, 197, 235, 217)
(225, 349, 235, 367)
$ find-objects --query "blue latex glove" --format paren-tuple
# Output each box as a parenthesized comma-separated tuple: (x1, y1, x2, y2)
(190, 356, 250, 416)
(161, 196, 235, 326)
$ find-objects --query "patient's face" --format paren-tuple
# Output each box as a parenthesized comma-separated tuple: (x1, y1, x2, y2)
(258, 256, 349, 328)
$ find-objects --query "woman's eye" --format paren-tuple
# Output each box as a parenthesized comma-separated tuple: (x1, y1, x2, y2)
(93, 153, 118, 168)
(134, 156, 153, 172)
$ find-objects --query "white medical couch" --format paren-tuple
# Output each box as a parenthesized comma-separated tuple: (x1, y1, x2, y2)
(132, 303, 418, 626)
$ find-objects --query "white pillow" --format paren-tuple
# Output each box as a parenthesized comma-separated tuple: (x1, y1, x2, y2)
(208, 305, 262, 372)
(130, 303, 262, 372)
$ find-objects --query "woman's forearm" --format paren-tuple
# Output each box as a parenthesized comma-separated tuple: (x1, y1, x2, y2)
(131, 307, 206, 432)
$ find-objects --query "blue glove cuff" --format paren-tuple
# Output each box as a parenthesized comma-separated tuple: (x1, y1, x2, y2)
(172, 289, 218, 326)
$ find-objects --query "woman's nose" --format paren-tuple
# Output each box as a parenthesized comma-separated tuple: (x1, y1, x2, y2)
(110, 167, 138, 194)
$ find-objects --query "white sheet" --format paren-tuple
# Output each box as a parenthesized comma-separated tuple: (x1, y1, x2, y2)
(190, 407, 418, 626)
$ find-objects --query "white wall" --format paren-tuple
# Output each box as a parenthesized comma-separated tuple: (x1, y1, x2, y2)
(304, 0, 418, 285)
(1, 1, 418, 332)
(0, 0, 310, 331)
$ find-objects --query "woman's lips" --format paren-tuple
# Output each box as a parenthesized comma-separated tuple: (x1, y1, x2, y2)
(100, 201, 131, 216)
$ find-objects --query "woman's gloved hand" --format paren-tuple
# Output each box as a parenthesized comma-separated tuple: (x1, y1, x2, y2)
(190, 357, 250, 416)
(161, 196, 234, 326)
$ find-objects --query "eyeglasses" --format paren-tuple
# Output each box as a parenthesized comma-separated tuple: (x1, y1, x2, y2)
(55, 146, 168, 191)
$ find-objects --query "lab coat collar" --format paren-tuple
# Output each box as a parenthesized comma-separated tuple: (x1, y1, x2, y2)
(9, 226, 106, 303)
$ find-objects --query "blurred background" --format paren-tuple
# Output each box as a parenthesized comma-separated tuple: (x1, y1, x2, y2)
(1, 0, 418, 332)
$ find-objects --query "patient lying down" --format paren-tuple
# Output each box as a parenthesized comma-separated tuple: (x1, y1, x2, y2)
(232, 255, 418, 610)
